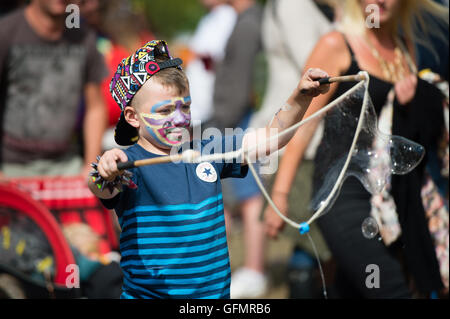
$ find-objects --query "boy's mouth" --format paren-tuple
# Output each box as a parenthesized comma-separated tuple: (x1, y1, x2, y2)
(159, 126, 187, 144)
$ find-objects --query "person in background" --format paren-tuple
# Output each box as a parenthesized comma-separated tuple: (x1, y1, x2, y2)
(0, 0, 107, 179)
(259, 0, 335, 298)
(207, 0, 267, 299)
(0, 0, 115, 298)
(78, 0, 155, 150)
(186, 0, 237, 126)
(264, 0, 448, 298)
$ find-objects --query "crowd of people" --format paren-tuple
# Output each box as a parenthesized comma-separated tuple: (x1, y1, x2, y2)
(0, 0, 448, 299)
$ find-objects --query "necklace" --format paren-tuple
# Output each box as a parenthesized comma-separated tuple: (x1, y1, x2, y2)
(364, 36, 415, 83)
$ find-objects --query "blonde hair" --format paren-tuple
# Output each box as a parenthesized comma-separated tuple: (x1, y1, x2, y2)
(329, 0, 448, 58)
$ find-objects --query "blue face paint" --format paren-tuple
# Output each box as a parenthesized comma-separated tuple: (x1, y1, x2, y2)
(140, 96, 192, 148)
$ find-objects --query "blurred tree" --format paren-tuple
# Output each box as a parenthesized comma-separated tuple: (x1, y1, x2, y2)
(131, 0, 206, 40)
(130, 0, 267, 40)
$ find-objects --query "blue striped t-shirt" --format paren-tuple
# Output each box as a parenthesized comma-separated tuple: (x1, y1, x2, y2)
(101, 137, 248, 299)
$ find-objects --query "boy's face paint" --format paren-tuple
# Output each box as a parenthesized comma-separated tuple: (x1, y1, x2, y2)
(139, 96, 191, 148)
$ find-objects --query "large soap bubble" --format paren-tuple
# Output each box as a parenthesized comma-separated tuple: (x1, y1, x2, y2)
(306, 79, 425, 223)
(212, 72, 424, 231)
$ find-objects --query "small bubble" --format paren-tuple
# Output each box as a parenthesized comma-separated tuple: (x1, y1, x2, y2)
(362, 217, 379, 239)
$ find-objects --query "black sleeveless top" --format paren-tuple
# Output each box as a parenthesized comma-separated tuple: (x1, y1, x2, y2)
(313, 36, 445, 293)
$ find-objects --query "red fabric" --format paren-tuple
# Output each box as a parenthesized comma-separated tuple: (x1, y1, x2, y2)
(59, 211, 83, 225)
(98, 239, 111, 255)
(84, 209, 106, 235)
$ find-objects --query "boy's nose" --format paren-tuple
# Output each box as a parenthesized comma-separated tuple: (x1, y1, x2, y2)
(172, 109, 189, 125)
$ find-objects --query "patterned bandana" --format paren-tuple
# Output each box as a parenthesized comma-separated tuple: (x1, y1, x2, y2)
(109, 40, 183, 146)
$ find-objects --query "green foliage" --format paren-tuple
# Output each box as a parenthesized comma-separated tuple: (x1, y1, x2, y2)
(131, 0, 207, 40)
(131, 0, 268, 40)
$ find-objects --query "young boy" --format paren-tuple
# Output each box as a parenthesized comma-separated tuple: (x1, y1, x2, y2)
(88, 40, 329, 299)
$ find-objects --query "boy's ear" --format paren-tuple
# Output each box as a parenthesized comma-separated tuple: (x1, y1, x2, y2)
(124, 106, 140, 128)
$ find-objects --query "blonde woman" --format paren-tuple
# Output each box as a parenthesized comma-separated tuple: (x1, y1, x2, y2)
(264, 0, 448, 298)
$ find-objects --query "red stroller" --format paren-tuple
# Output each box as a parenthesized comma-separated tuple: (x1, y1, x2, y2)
(0, 176, 120, 298)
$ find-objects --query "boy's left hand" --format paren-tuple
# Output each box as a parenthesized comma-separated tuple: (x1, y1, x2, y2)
(298, 68, 330, 97)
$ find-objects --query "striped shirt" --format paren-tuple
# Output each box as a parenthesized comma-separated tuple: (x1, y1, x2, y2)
(101, 137, 247, 299)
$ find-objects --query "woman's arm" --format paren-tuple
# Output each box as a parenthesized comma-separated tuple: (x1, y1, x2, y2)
(270, 32, 348, 193)
(264, 31, 352, 238)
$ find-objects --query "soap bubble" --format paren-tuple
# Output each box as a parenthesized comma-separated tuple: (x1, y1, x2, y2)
(303, 81, 425, 219)
(361, 217, 379, 239)
(246, 75, 425, 232)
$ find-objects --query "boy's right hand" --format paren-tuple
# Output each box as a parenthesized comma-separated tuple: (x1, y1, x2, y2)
(96, 148, 128, 181)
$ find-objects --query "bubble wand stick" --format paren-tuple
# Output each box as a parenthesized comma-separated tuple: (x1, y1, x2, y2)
(300, 73, 367, 94)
